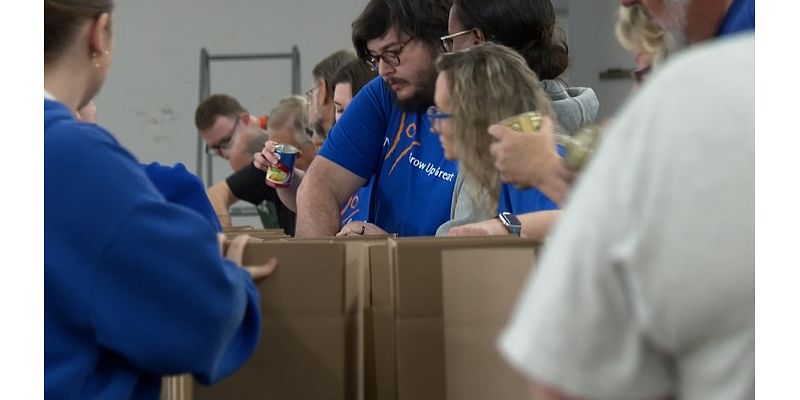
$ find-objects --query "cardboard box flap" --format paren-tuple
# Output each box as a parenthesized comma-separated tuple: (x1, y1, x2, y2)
(441, 248, 536, 324)
(243, 241, 347, 316)
(440, 247, 536, 400)
(389, 237, 537, 318)
(195, 240, 369, 400)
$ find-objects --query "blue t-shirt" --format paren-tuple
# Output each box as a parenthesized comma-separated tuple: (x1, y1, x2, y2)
(717, 0, 754, 37)
(320, 77, 457, 236)
(45, 99, 261, 399)
(497, 184, 559, 214)
(340, 180, 373, 228)
(497, 145, 563, 215)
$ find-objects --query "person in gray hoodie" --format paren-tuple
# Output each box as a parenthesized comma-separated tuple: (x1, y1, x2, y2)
(436, 0, 599, 237)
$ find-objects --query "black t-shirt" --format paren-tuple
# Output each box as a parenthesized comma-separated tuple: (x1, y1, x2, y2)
(226, 163, 296, 235)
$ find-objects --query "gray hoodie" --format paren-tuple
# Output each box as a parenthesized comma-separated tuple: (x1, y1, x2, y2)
(542, 79, 600, 135)
(435, 81, 599, 236)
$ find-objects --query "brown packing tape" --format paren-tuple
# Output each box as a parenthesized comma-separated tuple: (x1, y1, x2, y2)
(441, 248, 535, 400)
(193, 241, 357, 400)
(383, 236, 537, 400)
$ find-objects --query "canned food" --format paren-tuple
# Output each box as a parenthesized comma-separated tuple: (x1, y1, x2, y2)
(499, 111, 601, 172)
(499, 111, 543, 133)
(265, 144, 299, 188)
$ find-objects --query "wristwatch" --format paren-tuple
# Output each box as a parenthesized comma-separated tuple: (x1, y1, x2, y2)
(498, 212, 522, 236)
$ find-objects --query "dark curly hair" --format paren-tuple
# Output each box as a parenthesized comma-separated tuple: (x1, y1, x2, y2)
(452, 0, 568, 80)
(352, 0, 451, 61)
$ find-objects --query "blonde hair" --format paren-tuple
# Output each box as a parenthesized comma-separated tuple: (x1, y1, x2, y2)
(268, 95, 310, 146)
(436, 42, 553, 216)
(615, 4, 667, 66)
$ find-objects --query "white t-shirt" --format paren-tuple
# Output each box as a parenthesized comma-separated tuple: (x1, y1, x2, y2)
(498, 34, 754, 400)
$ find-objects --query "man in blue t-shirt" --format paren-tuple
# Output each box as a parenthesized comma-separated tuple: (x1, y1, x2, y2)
(295, 0, 455, 237)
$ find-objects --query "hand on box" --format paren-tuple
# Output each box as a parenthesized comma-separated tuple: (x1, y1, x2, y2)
(253, 140, 281, 172)
(336, 221, 388, 237)
(488, 116, 560, 189)
(223, 234, 278, 281)
(449, 218, 508, 237)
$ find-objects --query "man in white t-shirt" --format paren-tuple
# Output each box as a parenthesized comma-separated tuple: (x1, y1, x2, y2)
(498, 34, 754, 400)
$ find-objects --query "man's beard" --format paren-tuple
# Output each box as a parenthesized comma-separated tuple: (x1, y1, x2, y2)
(662, 0, 689, 52)
(389, 65, 438, 112)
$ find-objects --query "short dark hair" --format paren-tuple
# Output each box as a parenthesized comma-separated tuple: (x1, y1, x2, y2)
(194, 94, 248, 131)
(453, 0, 569, 80)
(331, 59, 378, 97)
(312, 50, 358, 100)
(45, 0, 115, 64)
(352, 0, 451, 61)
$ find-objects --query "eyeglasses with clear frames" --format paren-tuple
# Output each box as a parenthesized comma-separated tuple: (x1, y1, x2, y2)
(205, 115, 240, 156)
(439, 29, 473, 53)
(364, 37, 414, 72)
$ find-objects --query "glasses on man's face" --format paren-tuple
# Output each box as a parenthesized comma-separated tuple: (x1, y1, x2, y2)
(439, 29, 473, 53)
(364, 37, 414, 72)
(305, 85, 319, 101)
(205, 116, 240, 156)
(427, 105, 451, 131)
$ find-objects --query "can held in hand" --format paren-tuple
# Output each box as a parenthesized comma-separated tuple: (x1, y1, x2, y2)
(265, 144, 299, 188)
(499, 111, 600, 172)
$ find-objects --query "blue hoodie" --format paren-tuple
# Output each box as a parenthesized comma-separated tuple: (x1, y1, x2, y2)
(45, 99, 261, 399)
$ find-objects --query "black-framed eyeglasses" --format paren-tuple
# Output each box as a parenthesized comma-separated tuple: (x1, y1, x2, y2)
(205, 115, 240, 156)
(364, 37, 414, 72)
(440, 29, 473, 53)
(427, 105, 451, 131)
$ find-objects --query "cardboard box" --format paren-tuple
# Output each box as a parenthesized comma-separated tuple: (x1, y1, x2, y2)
(224, 228, 288, 241)
(440, 248, 535, 400)
(370, 237, 538, 400)
(192, 241, 363, 400)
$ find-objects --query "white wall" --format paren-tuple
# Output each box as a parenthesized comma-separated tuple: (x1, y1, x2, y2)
(95, 0, 367, 175)
(566, 0, 639, 120)
(97, 0, 636, 168)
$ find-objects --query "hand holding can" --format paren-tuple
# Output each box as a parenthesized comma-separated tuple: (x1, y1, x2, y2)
(265, 144, 299, 188)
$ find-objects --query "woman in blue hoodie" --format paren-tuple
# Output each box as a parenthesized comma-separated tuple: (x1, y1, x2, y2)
(44, 1, 275, 398)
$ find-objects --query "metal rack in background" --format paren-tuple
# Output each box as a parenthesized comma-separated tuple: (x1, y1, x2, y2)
(196, 46, 301, 187)
(195, 47, 301, 218)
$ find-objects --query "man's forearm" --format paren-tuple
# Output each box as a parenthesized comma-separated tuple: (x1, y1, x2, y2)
(295, 172, 343, 237)
(207, 181, 238, 228)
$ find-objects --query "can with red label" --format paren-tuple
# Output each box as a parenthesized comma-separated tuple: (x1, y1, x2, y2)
(265, 144, 299, 188)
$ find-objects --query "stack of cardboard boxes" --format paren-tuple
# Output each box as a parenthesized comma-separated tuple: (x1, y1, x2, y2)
(162, 235, 537, 399)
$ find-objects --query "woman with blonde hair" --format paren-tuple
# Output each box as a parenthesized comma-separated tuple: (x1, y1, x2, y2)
(45, 0, 273, 397)
(431, 42, 560, 235)
(615, 4, 667, 88)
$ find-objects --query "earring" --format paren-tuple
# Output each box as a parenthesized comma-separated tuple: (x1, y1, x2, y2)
(92, 51, 110, 68)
